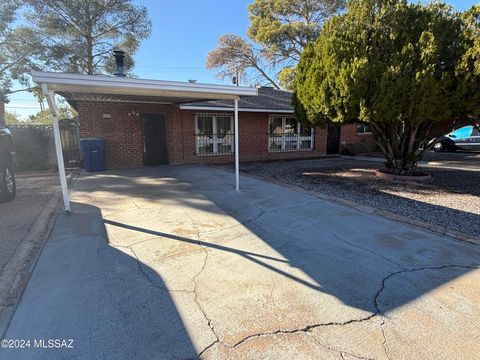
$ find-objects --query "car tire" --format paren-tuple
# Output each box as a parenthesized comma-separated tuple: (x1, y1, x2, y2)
(433, 142, 444, 152)
(0, 158, 16, 203)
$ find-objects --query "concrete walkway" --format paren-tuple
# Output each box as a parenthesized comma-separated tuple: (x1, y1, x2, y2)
(342, 153, 480, 172)
(1, 165, 480, 360)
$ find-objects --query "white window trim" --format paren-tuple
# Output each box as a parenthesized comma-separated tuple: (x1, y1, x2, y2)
(268, 115, 314, 152)
(356, 124, 372, 135)
(195, 113, 234, 156)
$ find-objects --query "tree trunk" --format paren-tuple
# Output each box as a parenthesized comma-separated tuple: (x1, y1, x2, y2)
(86, 35, 94, 75)
(370, 121, 422, 176)
(385, 157, 418, 176)
(0, 98, 5, 126)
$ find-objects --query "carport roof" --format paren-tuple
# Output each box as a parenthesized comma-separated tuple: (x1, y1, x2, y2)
(32, 71, 249, 212)
(179, 87, 294, 113)
(32, 71, 258, 107)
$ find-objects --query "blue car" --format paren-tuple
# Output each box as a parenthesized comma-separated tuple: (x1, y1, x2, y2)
(433, 125, 480, 152)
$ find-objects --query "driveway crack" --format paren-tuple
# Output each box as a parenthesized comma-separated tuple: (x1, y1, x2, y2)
(372, 264, 479, 360)
(226, 264, 479, 357)
(308, 335, 375, 360)
(185, 212, 222, 358)
(325, 230, 406, 270)
(227, 314, 379, 349)
(199, 200, 318, 237)
(126, 245, 170, 292)
(108, 237, 194, 293)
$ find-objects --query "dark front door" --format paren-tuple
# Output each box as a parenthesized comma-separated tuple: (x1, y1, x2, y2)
(141, 114, 168, 165)
(326, 124, 341, 154)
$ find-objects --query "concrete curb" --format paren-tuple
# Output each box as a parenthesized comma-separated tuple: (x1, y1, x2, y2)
(418, 162, 480, 172)
(0, 173, 76, 337)
(15, 170, 57, 178)
(242, 172, 480, 247)
(341, 155, 480, 172)
(374, 169, 432, 181)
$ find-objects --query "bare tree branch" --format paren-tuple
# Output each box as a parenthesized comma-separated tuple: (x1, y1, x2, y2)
(206, 34, 280, 88)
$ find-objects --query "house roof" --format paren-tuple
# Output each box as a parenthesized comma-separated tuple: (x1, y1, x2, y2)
(179, 87, 294, 113)
(32, 71, 258, 107)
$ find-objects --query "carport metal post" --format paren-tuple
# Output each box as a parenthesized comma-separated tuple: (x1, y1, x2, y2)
(42, 84, 71, 213)
(234, 98, 239, 192)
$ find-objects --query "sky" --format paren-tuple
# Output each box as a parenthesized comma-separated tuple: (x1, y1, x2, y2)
(6, 0, 478, 118)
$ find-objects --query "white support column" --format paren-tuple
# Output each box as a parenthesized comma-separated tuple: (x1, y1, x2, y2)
(234, 98, 239, 192)
(42, 84, 70, 213)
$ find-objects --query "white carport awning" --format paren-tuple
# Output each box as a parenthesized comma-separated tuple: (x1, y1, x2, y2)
(32, 71, 258, 103)
(32, 71, 258, 212)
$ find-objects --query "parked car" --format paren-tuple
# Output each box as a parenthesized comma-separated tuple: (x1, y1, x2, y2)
(0, 126, 16, 202)
(433, 125, 480, 152)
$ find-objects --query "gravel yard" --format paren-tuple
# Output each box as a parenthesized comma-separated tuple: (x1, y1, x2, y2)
(237, 158, 480, 239)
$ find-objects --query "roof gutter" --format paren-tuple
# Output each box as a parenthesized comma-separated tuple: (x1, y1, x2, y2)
(31, 71, 258, 98)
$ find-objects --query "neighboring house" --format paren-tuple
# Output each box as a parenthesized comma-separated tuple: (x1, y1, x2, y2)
(33, 64, 376, 170)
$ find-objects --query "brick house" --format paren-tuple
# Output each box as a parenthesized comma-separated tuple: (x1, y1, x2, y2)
(34, 72, 376, 170)
(33, 69, 378, 211)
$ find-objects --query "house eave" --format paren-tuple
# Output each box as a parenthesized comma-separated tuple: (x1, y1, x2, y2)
(178, 105, 294, 113)
(32, 71, 258, 102)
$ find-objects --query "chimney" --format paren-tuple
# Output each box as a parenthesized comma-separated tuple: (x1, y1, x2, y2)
(113, 49, 126, 77)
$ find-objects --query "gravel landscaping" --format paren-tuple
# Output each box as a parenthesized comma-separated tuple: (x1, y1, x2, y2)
(236, 157, 480, 239)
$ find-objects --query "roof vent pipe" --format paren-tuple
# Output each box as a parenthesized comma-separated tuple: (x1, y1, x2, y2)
(113, 49, 126, 77)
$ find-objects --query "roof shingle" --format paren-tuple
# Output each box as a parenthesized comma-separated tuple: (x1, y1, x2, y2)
(181, 87, 294, 111)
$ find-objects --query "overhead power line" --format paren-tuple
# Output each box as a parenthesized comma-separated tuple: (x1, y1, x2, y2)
(6, 105, 41, 109)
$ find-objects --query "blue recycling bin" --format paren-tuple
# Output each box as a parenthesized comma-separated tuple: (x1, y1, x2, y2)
(80, 138, 106, 172)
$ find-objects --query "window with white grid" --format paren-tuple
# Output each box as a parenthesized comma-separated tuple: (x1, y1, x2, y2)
(195, 114, 234, 156)
(268, 116, 313, 152)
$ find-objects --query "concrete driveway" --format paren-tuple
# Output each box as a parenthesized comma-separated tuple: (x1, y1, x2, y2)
(1, 165, 480, 360)
(422, 151, 480, 171)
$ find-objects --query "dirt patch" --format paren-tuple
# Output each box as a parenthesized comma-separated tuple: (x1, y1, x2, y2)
(0, 173, 60, 272)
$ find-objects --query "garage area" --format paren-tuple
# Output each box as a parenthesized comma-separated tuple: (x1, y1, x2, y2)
(2, 165, 480, 359)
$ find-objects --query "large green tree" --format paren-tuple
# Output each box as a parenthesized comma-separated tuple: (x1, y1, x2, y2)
(0, 0, 152, 125)
(248, 0, 344, 62)
(28, 106, 78, 125)
(295, 0, 480, 176)
(207, 0, 344, 89)
(460, 5, 480, 114)
(0, 0, 41, 125)
(22, 0, 152, 75)
(5, 111, 22, 125)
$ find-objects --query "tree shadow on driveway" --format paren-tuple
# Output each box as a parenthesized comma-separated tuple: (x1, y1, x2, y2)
(72, 166, 480, 317)
(2, 202, 199, 360)
(240, 160, 480, 238)
(58, 166, 480, 356)
(103, 210, 480, 317)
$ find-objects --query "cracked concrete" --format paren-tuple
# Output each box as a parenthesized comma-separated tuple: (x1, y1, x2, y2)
(2, 165, 480, 360)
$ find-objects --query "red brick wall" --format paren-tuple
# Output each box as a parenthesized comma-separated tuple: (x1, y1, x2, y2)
(176, 110, 328, 164)
(76, 101, 330, 169)
(76, 101, 183, 169)
(340, 124, 377, 153)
